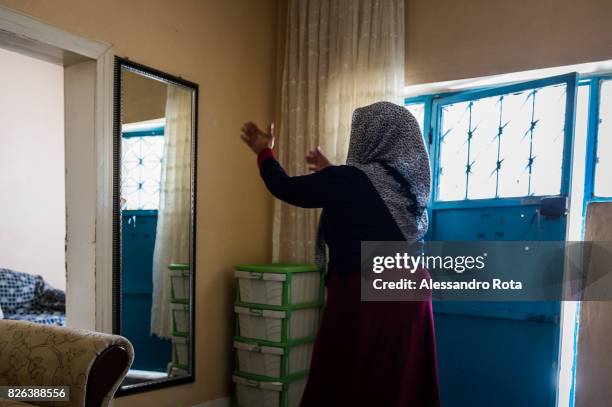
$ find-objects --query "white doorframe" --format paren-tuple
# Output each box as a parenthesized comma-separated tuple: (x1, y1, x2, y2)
(0, 5, 114, 332)
(94, 48, 115, 333)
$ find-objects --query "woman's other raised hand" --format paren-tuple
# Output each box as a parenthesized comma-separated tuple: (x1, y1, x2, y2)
(306, 146, 331, 172)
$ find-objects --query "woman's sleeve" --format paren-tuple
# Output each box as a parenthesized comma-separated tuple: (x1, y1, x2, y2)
(257, 148, 338, 208)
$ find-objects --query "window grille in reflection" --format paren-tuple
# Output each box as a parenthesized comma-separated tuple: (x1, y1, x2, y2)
(121, 121, 165, 210)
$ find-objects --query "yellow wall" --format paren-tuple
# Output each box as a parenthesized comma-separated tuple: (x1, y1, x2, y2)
(0, 1, 278, 405)
(405, 0, 612, 84)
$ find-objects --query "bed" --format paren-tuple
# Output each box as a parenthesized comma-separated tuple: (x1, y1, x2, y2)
(0, 268, 65, 326)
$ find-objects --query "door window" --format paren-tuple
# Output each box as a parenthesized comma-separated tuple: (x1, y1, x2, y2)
(436, 83, 568, 201)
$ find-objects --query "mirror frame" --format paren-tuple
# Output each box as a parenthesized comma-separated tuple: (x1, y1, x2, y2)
(112, 56, 198, 396)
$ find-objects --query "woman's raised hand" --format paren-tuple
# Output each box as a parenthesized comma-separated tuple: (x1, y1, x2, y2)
(306, 146, 331, 172)
(241, 122, 275, 154)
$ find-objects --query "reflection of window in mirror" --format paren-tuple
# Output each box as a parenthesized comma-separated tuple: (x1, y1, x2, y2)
(118, 65, 195, 392)
(121, 118, 165, 210)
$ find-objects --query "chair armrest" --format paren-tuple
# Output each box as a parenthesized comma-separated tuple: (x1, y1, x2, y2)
(86, 345, 131, 407)
(0, 320, 134, 407)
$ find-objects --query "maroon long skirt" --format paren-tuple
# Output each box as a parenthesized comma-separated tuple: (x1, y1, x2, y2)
(300, 271, 440, 407)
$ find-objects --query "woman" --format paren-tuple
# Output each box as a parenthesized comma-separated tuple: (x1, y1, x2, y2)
(240, 101, 440, 407)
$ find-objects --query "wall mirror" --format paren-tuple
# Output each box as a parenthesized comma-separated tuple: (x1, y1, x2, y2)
(113, 57, 197, 394)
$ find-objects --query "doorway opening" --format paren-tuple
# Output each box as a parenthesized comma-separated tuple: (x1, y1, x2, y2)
(0, 46, 67, 326)
(0, 5, 114, 331)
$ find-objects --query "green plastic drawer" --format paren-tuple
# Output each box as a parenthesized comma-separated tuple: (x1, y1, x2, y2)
(235, 263, 323, 308)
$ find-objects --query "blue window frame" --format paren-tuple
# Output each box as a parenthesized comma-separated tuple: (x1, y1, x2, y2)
(408, 74, 577, 204)
(594, 80, 612, 196)
(582, 75, 612, 204)
(408, 72, 612, 208)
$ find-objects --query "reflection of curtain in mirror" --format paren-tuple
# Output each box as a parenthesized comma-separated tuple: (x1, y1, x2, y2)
(151, 84, 192, 338)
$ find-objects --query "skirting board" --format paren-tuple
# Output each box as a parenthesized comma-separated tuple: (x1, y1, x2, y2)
(192, 398, 230, 407)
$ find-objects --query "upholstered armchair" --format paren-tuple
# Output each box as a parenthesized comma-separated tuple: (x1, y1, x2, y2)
(0, 320, 133, 407)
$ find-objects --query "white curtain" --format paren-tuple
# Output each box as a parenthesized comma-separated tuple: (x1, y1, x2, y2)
(273, 0, 405, 263)
(150, 84, 193, 338)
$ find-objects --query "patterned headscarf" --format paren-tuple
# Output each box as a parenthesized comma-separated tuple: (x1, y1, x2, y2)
(316, 101, 431, 271)
(347, 101, 431, 240)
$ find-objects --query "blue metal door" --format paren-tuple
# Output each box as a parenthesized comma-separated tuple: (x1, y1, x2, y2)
(121, 210, 172, 372)
(426, 74, 578, 406)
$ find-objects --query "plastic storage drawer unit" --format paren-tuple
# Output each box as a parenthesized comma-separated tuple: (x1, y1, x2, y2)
(235, 264, 322, 307)
(234, 339, 313, 379)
